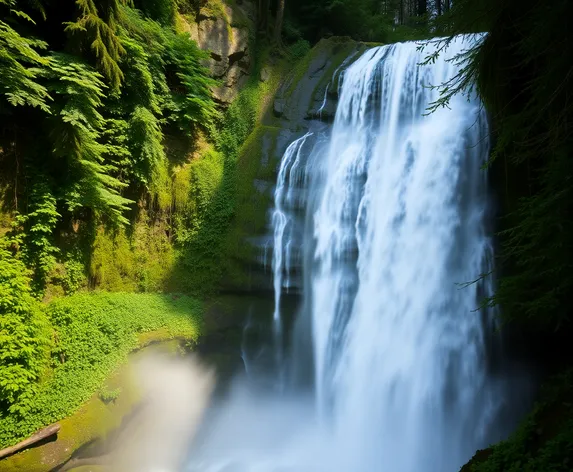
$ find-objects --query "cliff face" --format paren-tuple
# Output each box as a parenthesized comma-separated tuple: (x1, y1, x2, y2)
(220, 37, 369, 294)
(182, 1, 255, 105)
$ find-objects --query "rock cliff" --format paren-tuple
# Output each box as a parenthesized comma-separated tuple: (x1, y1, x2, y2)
(183, 1, 255, 105)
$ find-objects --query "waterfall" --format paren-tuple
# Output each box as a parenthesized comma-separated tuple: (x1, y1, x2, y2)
(307, 36, 498, 471)
(186, 35, 506, 472)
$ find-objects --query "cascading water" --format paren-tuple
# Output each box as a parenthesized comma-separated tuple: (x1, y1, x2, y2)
(187, 35, 508, 472)
(271, 132, 313, 389)
(308, 36, 499, 471)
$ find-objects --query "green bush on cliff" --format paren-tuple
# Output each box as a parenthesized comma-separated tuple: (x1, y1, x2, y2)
(0, 0, 217, 295)
(170, 45, 272, 293)
(0, 292, 202, 449)
(465, 372, 573, 472)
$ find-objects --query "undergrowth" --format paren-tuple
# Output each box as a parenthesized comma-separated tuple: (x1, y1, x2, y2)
(465, 372, 573, 472)
(0, 292, 202, 448)
(169, 44, 288, 295)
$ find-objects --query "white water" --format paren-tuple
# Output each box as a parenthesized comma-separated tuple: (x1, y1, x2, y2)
(187, 36, 505, 472)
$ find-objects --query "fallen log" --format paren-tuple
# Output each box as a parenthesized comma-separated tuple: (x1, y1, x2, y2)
(0, 423, 61, 460)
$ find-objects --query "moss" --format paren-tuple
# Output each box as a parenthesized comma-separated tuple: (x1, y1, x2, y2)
(168, 40, 292, 295)
(201, 0, 228, 19)
(285, 37, 360, 98)
(221, 125, 280, 285)
(89, 213, 175, 293)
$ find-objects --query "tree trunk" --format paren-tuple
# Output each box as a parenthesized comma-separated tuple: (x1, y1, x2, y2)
(417, 0, 427, 16)
(444, 0, 450, 12)
(0, 424, 60, 460)
(274, 0, 285, 46)
(436, 0, 442, 16)
(258, 0, 269, 33)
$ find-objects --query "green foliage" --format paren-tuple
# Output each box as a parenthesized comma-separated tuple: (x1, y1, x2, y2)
(466, 372, 573, 472)
(429, 0, 573, 332)
(11, 182, 60, 293)
(90, 213, 175, 292)
(65, 0, 129, 91)
(163, 31, 219, 133)
(0, 292, 202, 448)
(0, 1, 50, 111)
(98, 386, 121, 403)
(120, 5, 218, 134)
(128, 105, 165, 184)
(286, 0, 429, 44)
(170, 74, 267, 294)
(217, 81, 262, 157)
(45, 53, 134, 225)
(136, 0, 176, 25)
(0, 243, 50, 417)
(0, 0, 218, 296)
(287, 39, 311, 60)
(62, 253, 88, 294)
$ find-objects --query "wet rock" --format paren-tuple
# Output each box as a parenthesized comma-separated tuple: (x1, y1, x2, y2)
(273, 99, 286, 118)
(306, 99, 337, 122)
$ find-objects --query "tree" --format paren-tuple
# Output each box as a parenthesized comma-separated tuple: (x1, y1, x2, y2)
(64, 0, 130, 91)
(274, 0, 285, 45)
(258, 0, 270, 33)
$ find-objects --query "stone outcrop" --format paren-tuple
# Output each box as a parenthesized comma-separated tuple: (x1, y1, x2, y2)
(186, 2, 255, 105)
(222, 37, 369, 294)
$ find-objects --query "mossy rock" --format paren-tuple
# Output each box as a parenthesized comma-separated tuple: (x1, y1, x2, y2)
(275, 36, 370, 124)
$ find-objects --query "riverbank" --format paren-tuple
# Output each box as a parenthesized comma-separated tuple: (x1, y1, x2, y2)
(0, 292, 202, 472)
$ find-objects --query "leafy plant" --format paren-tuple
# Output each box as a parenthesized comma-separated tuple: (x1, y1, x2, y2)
(65, 0, 130, 91)
(0, 0, 50, 111)
(99, 386, 121, 403)
(0, 292, 202, 448)
(0, 243, 51, 417)
(11, 182, 60, 294)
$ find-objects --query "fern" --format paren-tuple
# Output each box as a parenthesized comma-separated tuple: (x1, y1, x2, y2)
(11, 182, 60, 294)
(0, 1, 50, 111)
(44, 53, 133, 224)
(64, 0, 131, 91)
(163, 31, 219, 134)
(128, 105, 165, 185)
